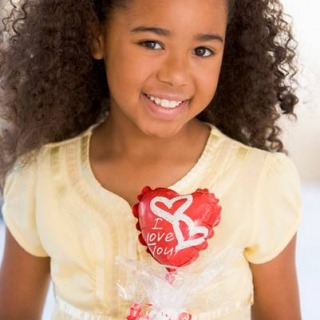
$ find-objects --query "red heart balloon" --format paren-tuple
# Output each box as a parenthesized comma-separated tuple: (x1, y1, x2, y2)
(132, 187, 221, 269)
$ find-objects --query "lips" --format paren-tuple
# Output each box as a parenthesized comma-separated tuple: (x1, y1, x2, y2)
(141, 92, 190, 121)
(144, 94, 188, 109)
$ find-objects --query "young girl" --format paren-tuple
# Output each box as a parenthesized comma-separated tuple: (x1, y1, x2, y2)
(0, 0, 302, 319)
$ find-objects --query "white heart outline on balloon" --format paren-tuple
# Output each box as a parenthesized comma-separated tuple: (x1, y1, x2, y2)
(150, 195, 209, 253)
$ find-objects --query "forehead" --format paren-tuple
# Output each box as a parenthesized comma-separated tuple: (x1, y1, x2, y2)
(110, 0, 228, 33)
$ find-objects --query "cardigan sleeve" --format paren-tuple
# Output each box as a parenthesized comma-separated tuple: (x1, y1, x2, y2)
(245, 153, 302, 264)
(2, 159, 48, 257)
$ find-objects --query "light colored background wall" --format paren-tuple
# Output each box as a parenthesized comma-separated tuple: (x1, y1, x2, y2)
(282, 0, 320, 182)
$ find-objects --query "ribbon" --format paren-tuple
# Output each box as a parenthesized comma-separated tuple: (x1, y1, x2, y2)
(126, 303, 142, 320)
(126, 303, 192, 320)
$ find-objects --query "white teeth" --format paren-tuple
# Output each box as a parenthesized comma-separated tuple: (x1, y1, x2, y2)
(147, 95, 183, 108)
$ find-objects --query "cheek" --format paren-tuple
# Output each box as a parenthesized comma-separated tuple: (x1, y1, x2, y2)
(106, 62, 135, 99)
(106, 52, 152, 93)
(197, 64, 222, 102)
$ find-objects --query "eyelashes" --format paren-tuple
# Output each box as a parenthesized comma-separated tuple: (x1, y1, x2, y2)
(137, 40, 216, 57)
(193, 47, 215, 57)
(138, 40, 163, 50)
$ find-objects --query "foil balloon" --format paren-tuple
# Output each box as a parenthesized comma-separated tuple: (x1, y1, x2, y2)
(132, 187, 221, 268)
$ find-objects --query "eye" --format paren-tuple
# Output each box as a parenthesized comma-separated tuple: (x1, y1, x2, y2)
(193, 47, 214, 57)
(139, 41, 163, 50)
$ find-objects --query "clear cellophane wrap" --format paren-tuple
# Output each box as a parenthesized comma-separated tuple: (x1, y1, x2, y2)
(117, 248, 240, 320)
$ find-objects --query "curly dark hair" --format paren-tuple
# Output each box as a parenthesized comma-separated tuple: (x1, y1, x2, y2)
(0, 0, 298, 189)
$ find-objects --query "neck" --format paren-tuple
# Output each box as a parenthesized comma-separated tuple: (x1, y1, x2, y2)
(93, 113, 207, 160)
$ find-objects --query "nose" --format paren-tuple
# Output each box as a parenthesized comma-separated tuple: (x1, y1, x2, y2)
(156, 51, 190, 87)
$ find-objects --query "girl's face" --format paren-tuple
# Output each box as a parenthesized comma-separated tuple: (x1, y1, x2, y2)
(94, 0, 228, 138)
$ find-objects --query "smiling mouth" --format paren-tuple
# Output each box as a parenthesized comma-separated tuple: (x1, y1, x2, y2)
(145, 94, 185, 109)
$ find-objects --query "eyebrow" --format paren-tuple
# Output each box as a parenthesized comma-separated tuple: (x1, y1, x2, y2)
(131, 26, 170, 36)
(130, 26, 224, 43)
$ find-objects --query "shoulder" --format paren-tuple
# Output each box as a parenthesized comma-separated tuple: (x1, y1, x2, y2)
(42, 125, 93, 154)
(210, 124, 297, 177)
(6, 126, 93, 185)
(37, 126, 92, 161)
(213, 125, 301, 202)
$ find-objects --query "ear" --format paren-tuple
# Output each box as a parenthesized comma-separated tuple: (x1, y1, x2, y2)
(90, 21, 105, 60)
